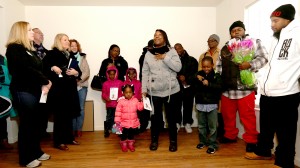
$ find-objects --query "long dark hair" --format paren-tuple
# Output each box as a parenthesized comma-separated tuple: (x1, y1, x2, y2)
(155, 29, 171, 47)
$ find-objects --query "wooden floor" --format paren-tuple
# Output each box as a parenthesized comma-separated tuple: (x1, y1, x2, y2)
(0, 128, 282, 168)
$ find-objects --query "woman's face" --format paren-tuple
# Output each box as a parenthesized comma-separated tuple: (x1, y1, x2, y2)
(154, 31, 165, 48)
(61, 35, 70, 50)
(70, 42, 78, 53)
(27, 24, 34, 42)
(109, 47, 120, 59)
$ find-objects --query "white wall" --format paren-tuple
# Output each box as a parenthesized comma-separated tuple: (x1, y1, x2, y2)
(0, 0, 25, 144)
(25, 6, 217, 130)
(216, 0, 257, 46)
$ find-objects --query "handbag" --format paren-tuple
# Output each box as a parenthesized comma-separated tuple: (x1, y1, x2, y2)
(90, 74, 106, 91)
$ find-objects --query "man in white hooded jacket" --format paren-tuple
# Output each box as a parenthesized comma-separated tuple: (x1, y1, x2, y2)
(245, 4, 300, 168)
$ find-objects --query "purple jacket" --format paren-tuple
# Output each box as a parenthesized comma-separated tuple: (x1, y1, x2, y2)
(101, 66, 123, 108)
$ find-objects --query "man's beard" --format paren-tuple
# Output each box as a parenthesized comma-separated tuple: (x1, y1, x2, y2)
(273, 30, 281, 39)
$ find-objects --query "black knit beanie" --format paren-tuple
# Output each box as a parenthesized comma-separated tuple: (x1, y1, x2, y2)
(270, 4, 295, 21)
(229, 21, 246, 33)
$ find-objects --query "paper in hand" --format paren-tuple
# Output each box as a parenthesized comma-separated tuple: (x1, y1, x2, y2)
(110, 88, 118, 100)
(143, 97, 152, 111)
(39, 91, 48, 103)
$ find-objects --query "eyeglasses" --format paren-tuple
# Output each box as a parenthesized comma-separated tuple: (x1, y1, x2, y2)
(207, 40, 217, 43)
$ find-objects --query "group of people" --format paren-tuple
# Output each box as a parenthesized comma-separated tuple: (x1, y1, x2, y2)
(0, 3, 299, 168)
(2, 22, 90, 167)
(99, 4, 300, 168)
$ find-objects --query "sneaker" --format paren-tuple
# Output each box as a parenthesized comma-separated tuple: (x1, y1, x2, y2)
(244, 152, 272, 160)
(196, 143, 205, 149)
(38, 153, 51, 161)
(26, 159, 41, 168)
(176, 123, 181, 133)
(184, 124, 192, 133)
(206, 148, 216, 154)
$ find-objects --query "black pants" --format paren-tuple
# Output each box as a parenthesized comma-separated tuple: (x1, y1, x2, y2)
(176, 87, 194, 125)
(38, 103, 50, 137)
(120, 128, 135, 140)
(138, 109, 150, 131)
(150, 92, 181, 142)
(53, 107, 74, 146)
(0, 116, 8, 140)
(255, 93, 299, 168)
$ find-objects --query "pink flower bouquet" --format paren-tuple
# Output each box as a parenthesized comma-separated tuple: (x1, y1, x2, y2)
(227, 37, 256, 88)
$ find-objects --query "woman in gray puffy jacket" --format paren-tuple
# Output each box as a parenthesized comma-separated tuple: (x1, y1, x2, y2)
(142, 29, 182, 152)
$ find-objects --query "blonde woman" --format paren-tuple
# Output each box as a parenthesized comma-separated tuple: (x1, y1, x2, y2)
(69, 39, 90, 137)
(43, 34, 81, 150)
(5, 21, 52, 168)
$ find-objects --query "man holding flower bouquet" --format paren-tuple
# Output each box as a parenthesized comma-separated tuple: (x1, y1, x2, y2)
(216, 21, 268, 154)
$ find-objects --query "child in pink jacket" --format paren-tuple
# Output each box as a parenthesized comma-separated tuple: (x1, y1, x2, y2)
(123, 67, 149, 133)
(114, 84, 144, 152)
(102, 66, 123, 138)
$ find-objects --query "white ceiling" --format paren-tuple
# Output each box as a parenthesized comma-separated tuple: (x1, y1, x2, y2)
(18, 0, 223, 7)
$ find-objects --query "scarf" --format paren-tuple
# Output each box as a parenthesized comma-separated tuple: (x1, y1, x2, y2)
(148, 45, 169, 55)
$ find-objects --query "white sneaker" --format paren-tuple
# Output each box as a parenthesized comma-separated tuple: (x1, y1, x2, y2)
(185, 124, 192, 133)
(176, 123, 181, 133)
(38, 153, 51, 161)
(26, 159, 41, 168)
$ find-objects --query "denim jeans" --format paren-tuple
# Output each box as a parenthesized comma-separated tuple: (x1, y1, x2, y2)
(73, 87, 88, 131)
(197, 108, 218, 149)
(12, 92, 43, 165)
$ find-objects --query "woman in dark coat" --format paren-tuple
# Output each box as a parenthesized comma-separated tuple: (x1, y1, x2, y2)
(43, 33, 81, 151)
(99, 44, 128, 81)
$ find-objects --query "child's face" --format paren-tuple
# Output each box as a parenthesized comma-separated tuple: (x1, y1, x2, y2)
(128, 70, 136, 80)
(202, 60, 213, 74)
(108, 70, 116, 80)
(123, 87, 133, 99)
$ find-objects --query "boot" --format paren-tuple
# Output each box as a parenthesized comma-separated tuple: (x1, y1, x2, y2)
(127, 140, 135, 152)
(0, 139, 13, 150)
(119, 140, 128, 152)
(169, 141, 177, 152)
(104, 121, 110, 138)
(149, 136, 158, 151)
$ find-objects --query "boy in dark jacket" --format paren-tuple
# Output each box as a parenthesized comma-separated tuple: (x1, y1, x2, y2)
(195, 56, 222, 154)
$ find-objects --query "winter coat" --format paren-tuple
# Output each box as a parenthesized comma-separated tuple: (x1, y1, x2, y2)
(70, 52, 90, 88)
(258, 20, 300, 96)
(177, 51, 198, 88)
(0, 55, 17, 118)
(102, 66, 123, 108)
(195, 70, 222, 104)
(99, 55, 128, 81)
(5, 43, 49, 97)
(142, 48, 182, 97)
(43, 47, 81, 117)
(123, 67, 142, 100)
(114, 97, 144, 129)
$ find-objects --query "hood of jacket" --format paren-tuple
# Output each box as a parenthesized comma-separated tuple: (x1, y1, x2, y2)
(106, 66, 119, 81)
(125, 67, 138, 82)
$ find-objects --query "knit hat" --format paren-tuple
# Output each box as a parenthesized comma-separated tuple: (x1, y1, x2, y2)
(229, 21, 246, 33)
(208, 34, 220, 43)
(270, 4, 295, 21)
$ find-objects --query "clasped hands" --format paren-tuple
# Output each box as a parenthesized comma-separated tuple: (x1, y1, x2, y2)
(154, 53, 166, 61)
